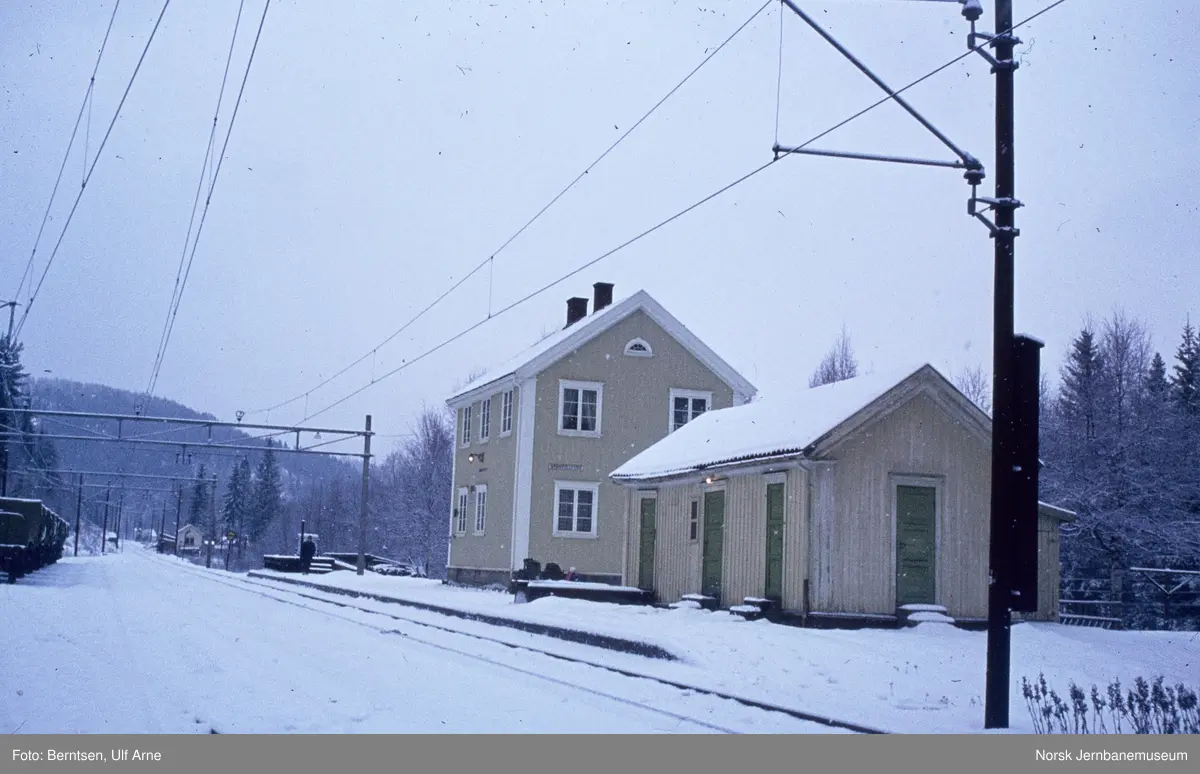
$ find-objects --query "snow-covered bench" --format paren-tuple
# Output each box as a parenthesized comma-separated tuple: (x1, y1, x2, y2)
(262, 555, 335, 574)
(514, 579, 654, 606)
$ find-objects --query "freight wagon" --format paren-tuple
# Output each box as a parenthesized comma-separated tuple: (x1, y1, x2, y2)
(0, 497, 70, 583)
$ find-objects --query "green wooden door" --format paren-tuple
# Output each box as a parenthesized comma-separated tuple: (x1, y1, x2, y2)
(764, 483, 785, 600)
(701, 490, 725, 599)
(896, 485, 936, 606)
(637, 498, 656, 590)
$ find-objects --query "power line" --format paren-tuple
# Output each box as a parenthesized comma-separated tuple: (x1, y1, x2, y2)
(143, 0, 252, 403)
(11, 1, 123, 306)
(295, 0, 1072, 425)
(301, 158, 781, 423)
(13, 0, 174, 342)
(776, 0, 1070, 158)
(244, 0, 775, 418)
(144, 0, 272, 402)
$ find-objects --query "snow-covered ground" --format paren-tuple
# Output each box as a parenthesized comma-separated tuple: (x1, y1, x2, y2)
(250, 568, 1200, 734)
(0, 547, 836, 734)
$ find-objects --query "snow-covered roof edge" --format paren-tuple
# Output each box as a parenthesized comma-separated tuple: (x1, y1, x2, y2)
(802, 364, 992, 457)
(446, 290, 757, 408)
(611, 363, 991, 483)
(1037, 501, 1077, 522)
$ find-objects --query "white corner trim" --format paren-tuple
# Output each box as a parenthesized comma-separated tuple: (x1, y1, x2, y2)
(552, 480, 600, 538)
(447, 443, 459, 564)
(557, 379, 604, 438)
(510, 377, 536, 569)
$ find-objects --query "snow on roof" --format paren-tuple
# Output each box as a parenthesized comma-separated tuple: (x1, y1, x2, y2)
(611, 363, 936, 481)
(1037, 501, 1078, 522)
(448, 289, 756, 404)
(449, 292, 646, 400)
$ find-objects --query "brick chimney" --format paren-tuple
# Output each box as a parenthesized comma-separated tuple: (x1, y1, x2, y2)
(593, 282, 614, 313)
(565, 297, 589, 327)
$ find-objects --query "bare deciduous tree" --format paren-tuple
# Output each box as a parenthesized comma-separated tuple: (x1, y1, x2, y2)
(808, 325, 858, 388)
(372, 406, 454, 578)
(953, 364, 992, 413)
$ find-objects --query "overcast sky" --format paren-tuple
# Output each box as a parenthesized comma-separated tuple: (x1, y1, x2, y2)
(3, 0, 1197, 455)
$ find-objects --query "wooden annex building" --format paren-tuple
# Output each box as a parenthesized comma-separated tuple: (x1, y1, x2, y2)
(610, 364, 1074, 627)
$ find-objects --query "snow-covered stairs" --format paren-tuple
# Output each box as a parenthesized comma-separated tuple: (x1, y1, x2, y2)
(730, 597, 775, 621)
(898, 603, 956, 627)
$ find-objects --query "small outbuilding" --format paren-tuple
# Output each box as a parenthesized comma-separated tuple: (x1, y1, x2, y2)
(610, 363, 1074, 627)
(176, 524, 205, 553)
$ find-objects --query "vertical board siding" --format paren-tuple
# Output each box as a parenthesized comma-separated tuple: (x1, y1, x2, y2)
(781, 466, 809, 613)
(631, 467, 811, 611)
(1033, 514, 1062, 621)
(625, 390, 997, 620)
(720, 476, 767, 606)
(628, 482, 704, 603)
(809, 462, 839, 612)
(657, 485, 690, 602)
(814, 391, 991, 619)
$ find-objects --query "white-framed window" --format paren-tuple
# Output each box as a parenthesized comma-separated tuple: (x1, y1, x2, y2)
(669, 388, 712, 432)
(553, 481, 599, 537)
(460, 405, 472, 447)
(688, 498, 700, 541)
(455, 488, 469, 534)
(624, 338, 653, 357)
(559, 380, 603, 437)
(479, 398, 491, 442)
(474, 485, 487, 534)
(501, 390, 514, 435)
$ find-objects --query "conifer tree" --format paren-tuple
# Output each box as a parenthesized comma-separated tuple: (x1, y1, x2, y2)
(223, 458, 252, 536)
(1058, 326, 1105, 443)
(0, 335, 28, 497)
(1170, 319, 1198, 413)
(1146, 352, 1169, 398)
(188, 463, 209, 528)
(249, 442, 283, 543)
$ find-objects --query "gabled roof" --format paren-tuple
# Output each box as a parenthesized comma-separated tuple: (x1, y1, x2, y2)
(446, 290, 757, 408)
(611, 363, 990, 482)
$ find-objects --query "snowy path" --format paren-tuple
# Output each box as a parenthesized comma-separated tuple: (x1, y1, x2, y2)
(0, 549, 835, 734)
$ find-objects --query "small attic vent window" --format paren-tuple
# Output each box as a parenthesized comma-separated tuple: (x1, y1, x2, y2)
(624, 338, 653, 357)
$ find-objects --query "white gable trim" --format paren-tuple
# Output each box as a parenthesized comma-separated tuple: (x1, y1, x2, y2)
(450, 291, 756, 407)
(807, 366, 992, 458)
(447, 374, 516, 412)
(637, 295, 757, 400)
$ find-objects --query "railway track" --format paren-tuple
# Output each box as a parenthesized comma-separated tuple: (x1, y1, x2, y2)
(140, 552, 885, 734)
